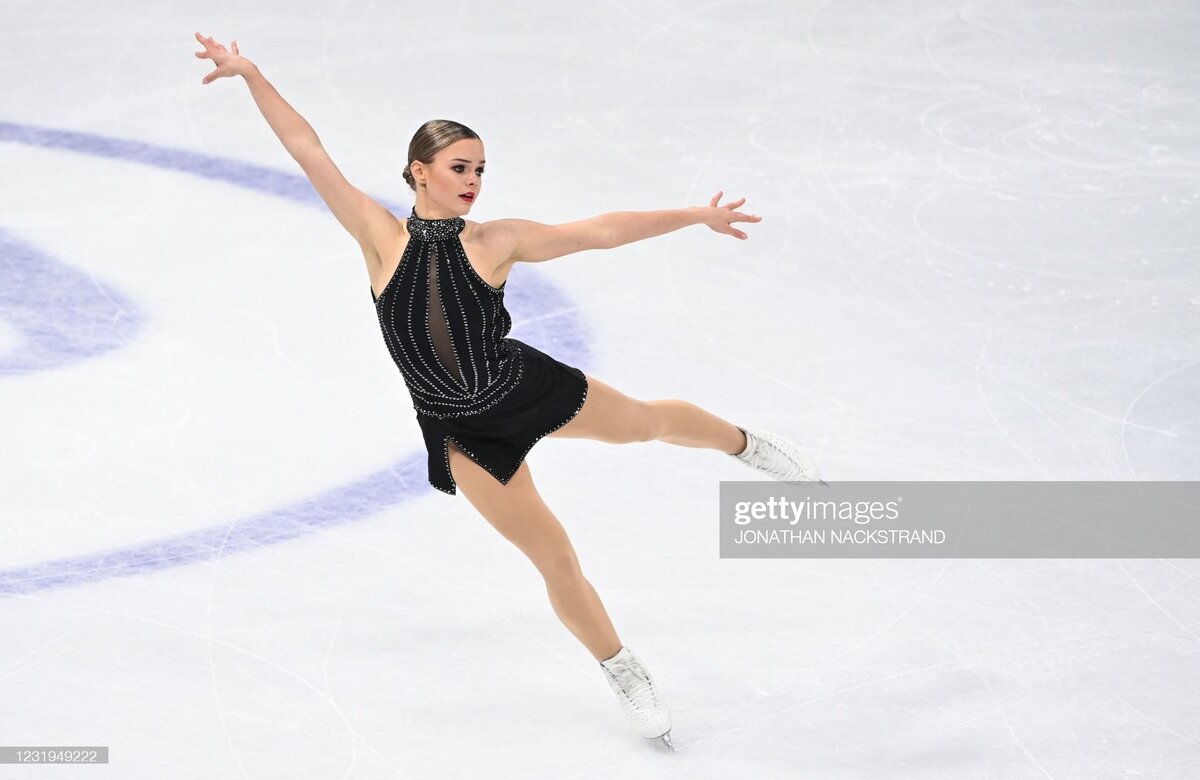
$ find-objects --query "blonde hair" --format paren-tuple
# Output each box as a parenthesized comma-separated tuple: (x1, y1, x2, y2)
(402, 119, 481, 192)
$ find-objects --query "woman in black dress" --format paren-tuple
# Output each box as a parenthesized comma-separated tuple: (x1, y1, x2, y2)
(196, 32, 822, 751)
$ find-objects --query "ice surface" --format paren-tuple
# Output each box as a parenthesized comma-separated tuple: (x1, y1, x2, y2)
(1, 0, 1197, 777)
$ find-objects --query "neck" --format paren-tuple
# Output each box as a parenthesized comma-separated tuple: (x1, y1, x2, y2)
(412, 199, 459, 220)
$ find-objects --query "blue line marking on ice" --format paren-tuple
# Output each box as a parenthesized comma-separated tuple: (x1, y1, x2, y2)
(0, 121, 591, 595)
(0, 227, 142, 372)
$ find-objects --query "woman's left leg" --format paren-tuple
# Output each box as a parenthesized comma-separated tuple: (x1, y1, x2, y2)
(549, 373, 748, 454)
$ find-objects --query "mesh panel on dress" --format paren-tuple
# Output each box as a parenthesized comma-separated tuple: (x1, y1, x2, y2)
(427, 243, 465, 385)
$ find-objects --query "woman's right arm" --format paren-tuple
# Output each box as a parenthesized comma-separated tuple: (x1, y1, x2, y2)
(194, 33, 398, 262)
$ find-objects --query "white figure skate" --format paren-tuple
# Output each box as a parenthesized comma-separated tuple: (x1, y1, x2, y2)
(600, 646, 675, 751)
(730, 425, 828, 485)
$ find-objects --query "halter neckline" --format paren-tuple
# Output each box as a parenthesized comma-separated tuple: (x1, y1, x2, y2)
(408, 206, 466, 241)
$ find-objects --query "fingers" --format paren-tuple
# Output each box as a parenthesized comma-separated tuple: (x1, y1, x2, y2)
(733, 211, 761, 239)
(195, 33, 215, 58)
(728, 211, 761, 240)
(721, 218, 750, 240)
(706, 191, 761, 238)
(709, 191, 751, 210)
(195, 31, 240, 82)
(194, 32, 226, 51)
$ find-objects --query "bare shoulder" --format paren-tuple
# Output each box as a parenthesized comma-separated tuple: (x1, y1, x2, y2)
(460, 219, 518, 286)
(365, 215, 411, 299)
(361, 207, 406, 265)
(468, 218, 520, 261)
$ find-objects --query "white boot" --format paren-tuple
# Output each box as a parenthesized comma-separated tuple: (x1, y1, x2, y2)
(730, 425, 827, 484)
(600, 646, 675, 751)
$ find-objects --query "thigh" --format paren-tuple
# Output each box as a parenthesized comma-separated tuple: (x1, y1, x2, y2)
(548, 373, 656, 444)
(447, 441, 581, 580)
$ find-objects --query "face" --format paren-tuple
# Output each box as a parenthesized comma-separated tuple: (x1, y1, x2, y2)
(411, 137, 485, 218)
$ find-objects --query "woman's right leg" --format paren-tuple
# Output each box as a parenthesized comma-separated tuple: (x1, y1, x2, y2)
(447, 441, 623, 663)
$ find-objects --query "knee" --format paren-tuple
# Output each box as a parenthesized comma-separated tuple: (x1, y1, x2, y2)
(537, 547, 584, 585)
(637, 400, 665, 443)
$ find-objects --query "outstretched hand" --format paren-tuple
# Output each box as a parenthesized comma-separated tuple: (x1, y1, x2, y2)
(702, 191, 761, 240)
(194, 32, 251, 84)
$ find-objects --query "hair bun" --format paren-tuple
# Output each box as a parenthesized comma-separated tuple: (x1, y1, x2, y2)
(404, 119, 480, 193)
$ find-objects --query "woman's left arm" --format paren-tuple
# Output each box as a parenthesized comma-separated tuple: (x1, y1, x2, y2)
(602, 191, 762, 246)
(494, 192, 762, 266)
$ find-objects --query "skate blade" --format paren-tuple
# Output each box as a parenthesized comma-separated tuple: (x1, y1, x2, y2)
(643, 729, 676, 752)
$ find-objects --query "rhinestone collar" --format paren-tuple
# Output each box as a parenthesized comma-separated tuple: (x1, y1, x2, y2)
(407, 207, 466, 241)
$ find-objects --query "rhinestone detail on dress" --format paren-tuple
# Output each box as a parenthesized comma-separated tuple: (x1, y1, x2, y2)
(371, 207, 523, 420)
(433, 368, 590, 495)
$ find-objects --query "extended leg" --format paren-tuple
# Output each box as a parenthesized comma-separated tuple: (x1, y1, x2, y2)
(447, 442, 623, 663)
(548, 373, 821, 481)
(647, 398, 747, 454)
(550, 373, 747, 454)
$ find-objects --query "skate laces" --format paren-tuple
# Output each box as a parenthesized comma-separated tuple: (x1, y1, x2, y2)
(750, 431, 806, 479)
(763, 437, 799, 477)
(606, 659, 655, 714)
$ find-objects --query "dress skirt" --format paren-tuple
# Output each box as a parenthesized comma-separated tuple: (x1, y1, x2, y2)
(416, 338, 589, 495)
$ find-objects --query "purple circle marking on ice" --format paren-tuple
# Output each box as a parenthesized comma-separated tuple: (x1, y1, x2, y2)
(0, 121, 591, 595)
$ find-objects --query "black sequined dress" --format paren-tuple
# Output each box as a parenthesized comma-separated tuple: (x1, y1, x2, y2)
(371, 207, 589, 495)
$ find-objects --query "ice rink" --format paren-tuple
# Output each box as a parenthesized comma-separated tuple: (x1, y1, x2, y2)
(2, 0, 1198, 777)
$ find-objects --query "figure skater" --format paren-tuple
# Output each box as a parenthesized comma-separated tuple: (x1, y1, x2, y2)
(194, 32, 822, 751)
